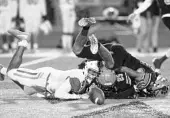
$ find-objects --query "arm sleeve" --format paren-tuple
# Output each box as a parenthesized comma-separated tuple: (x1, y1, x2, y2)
(134, 0, 153, 14)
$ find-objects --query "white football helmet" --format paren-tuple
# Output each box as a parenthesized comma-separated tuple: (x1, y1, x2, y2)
(83, 60, 100, 83)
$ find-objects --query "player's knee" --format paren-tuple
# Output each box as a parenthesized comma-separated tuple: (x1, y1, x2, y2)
(7, 69, 17, 80)
(72, 45, 83, 56)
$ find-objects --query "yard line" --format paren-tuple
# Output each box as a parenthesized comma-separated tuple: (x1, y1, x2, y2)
(21, 56, 61, 67)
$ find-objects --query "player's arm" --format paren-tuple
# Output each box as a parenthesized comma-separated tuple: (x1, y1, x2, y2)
(128, 0, 153, 21)
(134, 0, 153, 14)
(115, 66, 141, 78)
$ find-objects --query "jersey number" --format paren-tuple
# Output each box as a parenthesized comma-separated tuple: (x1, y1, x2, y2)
(116, 73, 131, 85)
(116, 74, 124, 82)
(164, 0, 170, 5)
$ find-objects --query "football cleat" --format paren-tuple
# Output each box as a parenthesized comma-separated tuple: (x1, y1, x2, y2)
(152, 58, 162, 69)
(0, 65, 4, 81)
(78, 17, 96, 27)
(8, 29, 30, 42)
(89, 34, 98, 54)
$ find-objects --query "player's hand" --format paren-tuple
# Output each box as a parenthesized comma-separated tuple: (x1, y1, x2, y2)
(127, 13, 137, 23)
(80, 94, 89, 99)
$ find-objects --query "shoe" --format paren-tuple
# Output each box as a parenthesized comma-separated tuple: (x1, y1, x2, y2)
(78, 17, 96, 27)
(152, 58, 162, 69)
(89, 34, 98, 54)
(0, 65, 4, 81)
(8, 29, 30, 42)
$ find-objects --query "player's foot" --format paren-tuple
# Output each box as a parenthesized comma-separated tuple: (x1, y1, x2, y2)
(152, 58, 162, 69)
(0, 65, 5, 81)
(78, 17, 96, 27)
(8, 29, 30, 42)
(89, 34, 98, 54)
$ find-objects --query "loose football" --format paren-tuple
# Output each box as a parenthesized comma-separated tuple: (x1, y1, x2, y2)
(88, 86, 105, 105)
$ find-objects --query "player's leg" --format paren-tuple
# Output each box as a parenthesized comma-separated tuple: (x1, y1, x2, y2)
(7, 68, 46, 89)
(32, 31, 39, 52)
(7, 29, 30, 71)
(0, 30, 29, 81)
(153, 48, 170, 72)
(0, 29, 38, 95)
(72, 17, 96, 55)
(151, 16, 160, 52)
(61, 10, 76, 53)
(61, 9, 70, 52)
(152, 17, 170, 71)
(88, 34, 114, 69)
(135, 16, 147, 52)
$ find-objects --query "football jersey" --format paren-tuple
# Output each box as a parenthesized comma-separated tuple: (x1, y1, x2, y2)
(77, 44, 154, 73)
(114, 72, 132, 92)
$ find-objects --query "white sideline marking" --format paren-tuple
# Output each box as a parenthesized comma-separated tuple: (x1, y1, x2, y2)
(21, 56, 61, 67)
(20, 52, 75, 67)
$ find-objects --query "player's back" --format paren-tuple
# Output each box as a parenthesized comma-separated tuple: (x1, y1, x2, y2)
(106, 44, 154, 73)
(46, 68, 85, 93)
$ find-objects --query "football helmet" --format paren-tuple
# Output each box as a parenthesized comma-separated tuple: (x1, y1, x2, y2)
(83, 60, 100, 83)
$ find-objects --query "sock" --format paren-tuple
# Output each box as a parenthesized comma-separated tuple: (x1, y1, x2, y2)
(160, 55, 168, 63)
(155, 69, 160, 74)
(0, 67, 7, 75)
(18, 40, 28, 47)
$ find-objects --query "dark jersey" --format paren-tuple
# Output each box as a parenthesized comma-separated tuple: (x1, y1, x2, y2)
(77, 44, 154, 73)
(157, 0, 170, 15)
(95, 71, 135, 98)
(114, 72, 133, 92)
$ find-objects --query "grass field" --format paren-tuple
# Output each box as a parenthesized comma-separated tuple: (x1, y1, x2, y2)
(0, 48, 170, 118)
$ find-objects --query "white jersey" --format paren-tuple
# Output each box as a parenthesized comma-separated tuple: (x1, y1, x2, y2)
(7, 67, 86, 99)
(0, 0, 17, 34)
(19, 0, 47, 33)
(35, 67, 86, 99)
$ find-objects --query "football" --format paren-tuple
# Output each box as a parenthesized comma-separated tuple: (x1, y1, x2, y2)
(88, 86, 105, 105)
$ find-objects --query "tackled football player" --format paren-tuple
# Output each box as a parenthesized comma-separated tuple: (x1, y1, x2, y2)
(0, 29, 107, 100)
(72, 17, 169, 98)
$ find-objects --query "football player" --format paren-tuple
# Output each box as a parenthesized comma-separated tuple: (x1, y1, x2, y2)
(0, 29, 114, 100)
(72, 17, 169, 97)
(0, 0, 17, 52)
(59, 0, 77, 53)
(19, 0, 47, 52)
(128, 0, 170, 52)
